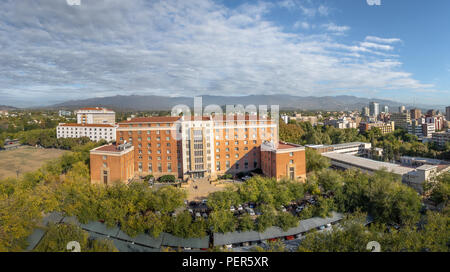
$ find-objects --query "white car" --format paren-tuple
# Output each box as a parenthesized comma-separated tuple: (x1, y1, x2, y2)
(237, 204, 243, 211)
(230, 206, 235, 212)
(225, 244, 233, 249)
(280, 206, 287, 212)
(188, 209, 193, 213)
(195, 212, 201, 217)
(319, 225, 326, 230)
(202, 199, 208, 204)
(326, 223, 332, 228)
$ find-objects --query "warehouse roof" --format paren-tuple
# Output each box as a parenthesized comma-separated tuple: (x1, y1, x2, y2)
(322, 152, 412, 175)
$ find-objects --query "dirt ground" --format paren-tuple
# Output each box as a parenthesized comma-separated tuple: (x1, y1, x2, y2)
(0, 146, 68, 179)
(185, 178, 228, 201)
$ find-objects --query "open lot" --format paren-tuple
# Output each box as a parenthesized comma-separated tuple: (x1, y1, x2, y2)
(0, 146, 68, 179)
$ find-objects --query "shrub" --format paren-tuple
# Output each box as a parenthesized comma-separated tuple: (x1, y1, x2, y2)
(159, 175, 176, 183)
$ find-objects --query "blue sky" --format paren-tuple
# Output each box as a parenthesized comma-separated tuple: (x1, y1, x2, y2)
(0, 0, 449, 107)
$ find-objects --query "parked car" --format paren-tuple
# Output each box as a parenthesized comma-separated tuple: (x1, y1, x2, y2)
(295, 234, 302, 239)
(237, 204, 243, 211)
(184, 200, 188, 205)
(319, 225, 326, 230)
(295, 206, 304, 213)
(242, 175, 251, 181)
(202, 199, 208, 204)
(202, 213, 208, 219)
(280, 205, 287, 212)
(225, 244, 232, 249)
(184, 247, 192, 251)
(326, 223, 332, 228)
(188, 209, 193, 213)
(195, 212, 201, 218)
(285, 236, 295, 241)
(230, 206, 235, 212)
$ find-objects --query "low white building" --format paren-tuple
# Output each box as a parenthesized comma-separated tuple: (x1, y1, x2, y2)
(57, 123, 117, 142)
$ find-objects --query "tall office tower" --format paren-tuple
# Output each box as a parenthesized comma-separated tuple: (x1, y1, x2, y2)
(399, 106, 406, 113)
(383, 105, 389, 113)
(369, 102, 379, 118)
(446, 106, 450, 121)
(362, 107, 370, 117)
(410, 108, 422, 120)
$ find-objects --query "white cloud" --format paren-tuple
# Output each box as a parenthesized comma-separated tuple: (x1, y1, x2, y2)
(322, 23, 350, 33)
(294, 21, 310, 30)
(365, 36, 402, 44)
(0, 0, 436, 106)
(360, 42, 394, 51)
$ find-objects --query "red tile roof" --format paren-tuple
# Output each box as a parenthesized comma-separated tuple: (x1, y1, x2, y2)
(95, 145, 121, 152)
(119, 116, 181, 124)
(277, 142, 302, 150)
(58, 123, 115, 127)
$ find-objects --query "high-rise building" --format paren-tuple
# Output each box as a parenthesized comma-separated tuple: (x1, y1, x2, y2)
(399, 106, 406, 113)
(390, 112, 411, 130)
(383, 105, 389, 113)
(362, 107, 370, 117)
(410, 108, 422, 120)
(369, 102, 379, 118)
(446, 106, 450, 121)
(90, 115, 307, 184)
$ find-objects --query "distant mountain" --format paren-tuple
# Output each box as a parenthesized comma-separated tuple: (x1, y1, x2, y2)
(47, 94, 413, 112)
(0, 105, 18, 111)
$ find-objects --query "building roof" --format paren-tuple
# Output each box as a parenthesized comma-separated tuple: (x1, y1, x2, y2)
(277, 142, 303, 150)
(91, 143, 133, 153)
(119, 116, 181, 124)
(115, 230, 163, 249)
(323, 152, 412, 175)
(58, 123, 115, 128)
(80, 221, 120, 237)
(213, 212, 343, 246)
(161, 233, 209, 249)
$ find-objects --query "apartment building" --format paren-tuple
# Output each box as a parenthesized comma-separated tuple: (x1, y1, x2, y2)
(57, 107, 117, 142)
(359, 121, 395, 135)
(390, 112, 411, 130)
(90, 115, 306, 184)
(57, 123, 117, 142)
(432, 130, 450, 147)
(76, 107, 116, 125)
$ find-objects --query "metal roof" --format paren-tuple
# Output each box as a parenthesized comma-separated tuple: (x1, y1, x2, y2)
(25, 227, 47, 251)
(323, 152, 412, 175)
(80, 221, 120, 237)
(213, 212, 344, 246)
(161, 233, 209, 249)
(115, 230, 163, 249)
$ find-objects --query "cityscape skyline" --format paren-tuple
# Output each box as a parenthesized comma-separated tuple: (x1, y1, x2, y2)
(1, 0, 450, 107)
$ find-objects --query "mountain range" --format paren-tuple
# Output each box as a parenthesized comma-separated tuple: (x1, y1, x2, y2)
(43, 94, 425, 112)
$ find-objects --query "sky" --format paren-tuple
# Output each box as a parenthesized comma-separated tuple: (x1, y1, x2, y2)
(0, 0, 449, 107)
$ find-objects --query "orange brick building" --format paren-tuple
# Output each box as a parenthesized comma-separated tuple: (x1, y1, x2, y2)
(90, 143, 135, 185)
(90, 115, 306, 184)
(261, 141, 306, 181)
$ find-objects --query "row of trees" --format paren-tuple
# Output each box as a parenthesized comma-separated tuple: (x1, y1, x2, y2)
(297, 210, 449, 252)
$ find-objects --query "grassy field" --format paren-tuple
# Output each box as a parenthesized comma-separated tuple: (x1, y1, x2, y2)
(0, 146, 68, 179)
